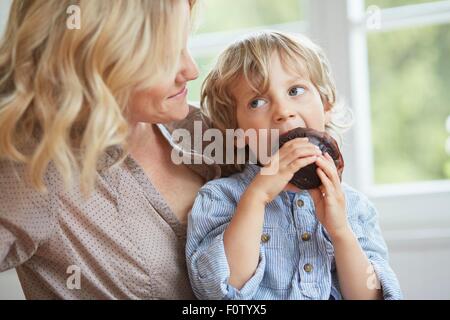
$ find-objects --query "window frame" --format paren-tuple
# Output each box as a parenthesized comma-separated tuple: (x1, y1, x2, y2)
(308, 0, 450, 238)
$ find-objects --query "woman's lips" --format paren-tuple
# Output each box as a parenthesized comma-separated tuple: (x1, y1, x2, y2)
(168, 86, 188, 99)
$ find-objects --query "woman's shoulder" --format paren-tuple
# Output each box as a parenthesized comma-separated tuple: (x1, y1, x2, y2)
(0, 159, 59, 245)
(0, 159, 62, 210)
(0, 158, 63, 188)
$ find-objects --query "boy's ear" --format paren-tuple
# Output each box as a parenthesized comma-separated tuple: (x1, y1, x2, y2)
(324, 102, 332, 125)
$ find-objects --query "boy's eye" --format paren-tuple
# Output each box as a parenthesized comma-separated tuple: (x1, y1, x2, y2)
(249, 99, 267, 109)
(288, 87, 305, 97)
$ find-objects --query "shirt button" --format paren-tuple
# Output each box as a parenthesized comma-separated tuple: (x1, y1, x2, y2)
(261, 234, 271, 243)
(304, 263, 313, 273)
(296, 199, 304, 208)
(301, 232, 311, 242)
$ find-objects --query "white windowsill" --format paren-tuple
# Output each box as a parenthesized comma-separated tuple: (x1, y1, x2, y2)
(368, 180, 450, 199)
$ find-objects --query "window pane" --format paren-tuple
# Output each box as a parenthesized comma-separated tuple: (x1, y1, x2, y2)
(189, 1, 306, 103)
(365, 0, 440, 9)
(0, 0, 12, 35)
(196, 0, 304, 34)
(368, 23, 450, 184)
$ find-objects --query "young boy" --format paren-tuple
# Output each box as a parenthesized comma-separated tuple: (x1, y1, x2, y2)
(186, 31, 402, 300)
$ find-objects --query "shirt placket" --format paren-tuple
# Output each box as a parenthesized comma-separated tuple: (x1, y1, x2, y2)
(291, 192, 321, 299)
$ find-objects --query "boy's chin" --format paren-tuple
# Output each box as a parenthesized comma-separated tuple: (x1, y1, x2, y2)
(283, 183, 303, 193)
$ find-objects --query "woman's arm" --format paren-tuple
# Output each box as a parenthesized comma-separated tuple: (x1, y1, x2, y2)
(0, 161, 53, 271)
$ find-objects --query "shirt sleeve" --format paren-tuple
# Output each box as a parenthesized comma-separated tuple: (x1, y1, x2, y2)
(186, 186, 266, 300)
(356, 198, 404, 300)
(0, 161, 55, 272)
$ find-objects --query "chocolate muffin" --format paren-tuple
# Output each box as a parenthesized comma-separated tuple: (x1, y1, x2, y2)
(277, 127, 344, 189)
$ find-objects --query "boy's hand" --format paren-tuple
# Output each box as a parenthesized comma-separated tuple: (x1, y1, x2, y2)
(248, 137, 322, 204)
(308, 153, 350, 241)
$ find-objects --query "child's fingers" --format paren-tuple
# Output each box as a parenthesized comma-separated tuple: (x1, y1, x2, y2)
(280, 141, 321, 165)
(316, 167, 334, 196)
(316, 157, 337, 189)
(271, 138, 307, 164)
(325, 153, 337, 169)
(288, 155, 319, 172)
(282, 147, 321, 167)
(316, 154, 340, 187)
(282, 137, 309, 148)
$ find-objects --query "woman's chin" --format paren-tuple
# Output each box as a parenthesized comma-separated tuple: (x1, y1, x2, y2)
(167, 102, 190, 122)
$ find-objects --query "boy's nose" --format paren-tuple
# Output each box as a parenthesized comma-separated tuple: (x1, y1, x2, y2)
(273, 105, 297, 123)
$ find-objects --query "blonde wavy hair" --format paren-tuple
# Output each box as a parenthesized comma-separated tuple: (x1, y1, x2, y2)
(201, 31, 353, 171)
(0, 0, 197, 193)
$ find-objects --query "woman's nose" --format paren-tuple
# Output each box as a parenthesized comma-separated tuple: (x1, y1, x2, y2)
(176, 49, 199, 83)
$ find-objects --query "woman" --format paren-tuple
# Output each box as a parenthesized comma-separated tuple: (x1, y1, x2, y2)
(0, 0, 221, 299)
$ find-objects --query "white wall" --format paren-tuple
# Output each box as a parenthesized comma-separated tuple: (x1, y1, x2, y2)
(382, 221, 450, 299)
(0, 270, 25, 300)
(389, 245, 450, 299)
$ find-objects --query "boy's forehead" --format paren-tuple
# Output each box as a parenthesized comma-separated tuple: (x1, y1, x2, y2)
(277, 52, 311, 80)
(229, 52, 313, 101)
(230, 77, 256, 100)
(231, 66, 311, 98)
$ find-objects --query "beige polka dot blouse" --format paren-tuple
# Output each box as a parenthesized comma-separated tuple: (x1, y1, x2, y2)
(0, 107, 230, 300)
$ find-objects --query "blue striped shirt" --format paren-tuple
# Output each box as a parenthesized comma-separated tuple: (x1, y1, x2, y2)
(186, 164, 403, 300)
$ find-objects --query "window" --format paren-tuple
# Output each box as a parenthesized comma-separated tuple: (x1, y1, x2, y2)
(368, 23, 450, 185)
(305, 0, 450, 233)
(0, 0, 11, 35)
(188, 0, 306, 103)
(196, 0, 305, 34)
(360, 0, 450, 194)
(366, 0, 440, 8)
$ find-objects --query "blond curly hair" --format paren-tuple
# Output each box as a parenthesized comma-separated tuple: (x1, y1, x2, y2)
(201, 31, 353, 171)
(0, 0, 197, 193)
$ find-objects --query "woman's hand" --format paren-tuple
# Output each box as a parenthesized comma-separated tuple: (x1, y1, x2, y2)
(249, 137, 322, 204)
(308, 152, 350, 241)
